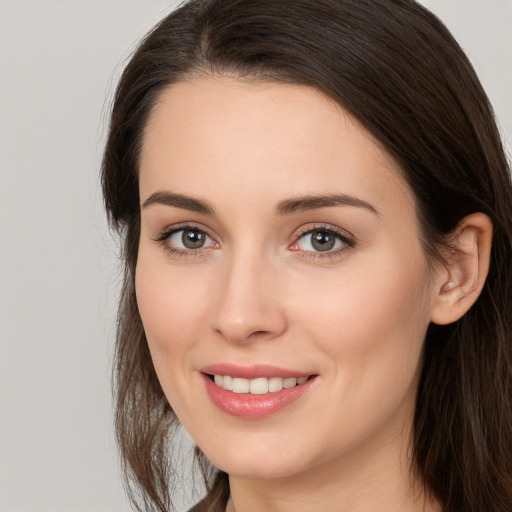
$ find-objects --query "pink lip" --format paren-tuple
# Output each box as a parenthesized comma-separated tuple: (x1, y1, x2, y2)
(200, 363, 312, 380)
(200, 371, 318, 419)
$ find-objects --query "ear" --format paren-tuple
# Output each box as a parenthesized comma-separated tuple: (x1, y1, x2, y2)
(430, 213, 493, 326)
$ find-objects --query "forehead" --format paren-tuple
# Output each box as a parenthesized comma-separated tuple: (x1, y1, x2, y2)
(139, 77, 414, 215)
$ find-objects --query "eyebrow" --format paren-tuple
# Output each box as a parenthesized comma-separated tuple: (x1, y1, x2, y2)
(275, 194, 379, 216)
(141, 191, 379, 216)
(142, 191, 214, 214)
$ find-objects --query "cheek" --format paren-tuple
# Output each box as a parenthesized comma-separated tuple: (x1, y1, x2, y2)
(284, 255, 432, 458)
(135, 254, 209, 351)
(317, 248, 428, 338)
(294, 249, 432, 394)
(134, 253, 214, 419)
(134, 254, 214, 412)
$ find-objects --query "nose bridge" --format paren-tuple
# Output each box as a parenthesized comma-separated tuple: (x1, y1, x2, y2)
(212, 245, 287, 342)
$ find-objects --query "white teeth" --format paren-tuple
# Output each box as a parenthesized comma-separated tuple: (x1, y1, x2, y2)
(283, 377, 297, 388)
(268, 377, 284, 392)
(232, 377, 250, 394)
(222, 375, 233, 391)
(249, 378, 269, 395)
(212, 375, 310, 394)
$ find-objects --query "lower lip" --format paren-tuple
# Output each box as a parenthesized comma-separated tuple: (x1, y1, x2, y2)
(201, 373, 317, 418)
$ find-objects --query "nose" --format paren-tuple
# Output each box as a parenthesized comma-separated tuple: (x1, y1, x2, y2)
(211, 251, 288, 344)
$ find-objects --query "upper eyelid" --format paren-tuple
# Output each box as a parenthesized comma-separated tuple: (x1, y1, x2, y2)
(294, 223, 354, 241)
(154, 225, 218, 256)
(154, 222, 215, 239)
(152, 221, 355, 249)
(290, 224, 356, 256)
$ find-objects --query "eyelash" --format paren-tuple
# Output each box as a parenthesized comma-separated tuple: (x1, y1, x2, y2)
(291, 224, 355, 260)
(153, 223, 217, 259)
(153, 223, 355, 260)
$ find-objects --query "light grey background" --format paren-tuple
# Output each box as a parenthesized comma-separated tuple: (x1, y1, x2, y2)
(0, 1, 510, 511)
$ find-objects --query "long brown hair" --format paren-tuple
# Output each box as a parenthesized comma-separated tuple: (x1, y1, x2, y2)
(101, 1, 512, 511)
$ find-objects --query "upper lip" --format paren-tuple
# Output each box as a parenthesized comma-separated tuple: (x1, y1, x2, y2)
(200, 363, 314, 379)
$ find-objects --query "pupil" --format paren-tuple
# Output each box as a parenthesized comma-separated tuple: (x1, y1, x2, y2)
(311, 230, 335, 251)
(182, 229, 205, 249)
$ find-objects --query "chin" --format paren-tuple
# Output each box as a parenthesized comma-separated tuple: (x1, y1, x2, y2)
(200, 436, 315, 480)
(215, 457, 306, 480)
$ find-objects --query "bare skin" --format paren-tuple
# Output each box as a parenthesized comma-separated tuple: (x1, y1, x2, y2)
(136, 77, 491, 512)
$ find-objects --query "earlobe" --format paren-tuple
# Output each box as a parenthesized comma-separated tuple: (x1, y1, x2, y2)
(430, 213, 493, 326)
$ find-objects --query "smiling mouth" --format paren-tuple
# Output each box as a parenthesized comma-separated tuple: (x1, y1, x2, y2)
(208, 374, 313, 394)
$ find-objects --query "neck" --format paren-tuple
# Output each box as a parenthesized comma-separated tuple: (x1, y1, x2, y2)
(226, 424, 440, 512)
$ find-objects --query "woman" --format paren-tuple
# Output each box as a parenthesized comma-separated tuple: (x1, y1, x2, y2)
(101, 1, 512, 511)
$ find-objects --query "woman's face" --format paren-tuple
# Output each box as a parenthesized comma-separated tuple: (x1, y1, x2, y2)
(136, 77, 440, 479)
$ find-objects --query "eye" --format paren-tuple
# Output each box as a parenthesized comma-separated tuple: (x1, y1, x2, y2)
(153, 225, 219, 256)
(291, 226, 354, 255)
(297, 228, 343, 252)
(167, 228, 216, 250)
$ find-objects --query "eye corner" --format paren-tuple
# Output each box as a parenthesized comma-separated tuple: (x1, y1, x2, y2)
(289, 223, 356, 259)
(152, 223, 220, 259)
